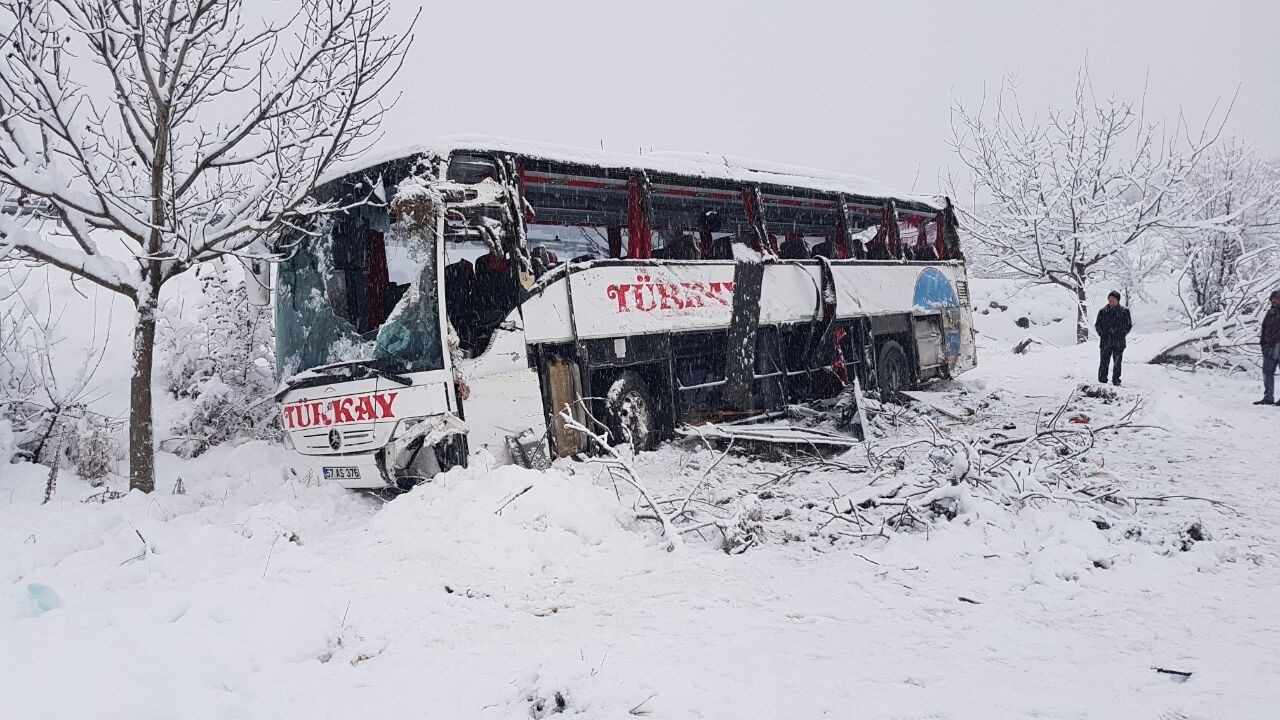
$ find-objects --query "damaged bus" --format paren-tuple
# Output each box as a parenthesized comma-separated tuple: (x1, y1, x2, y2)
(271, 136, 976, 489)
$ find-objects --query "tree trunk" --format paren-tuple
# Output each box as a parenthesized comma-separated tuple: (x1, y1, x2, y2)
(724, 251, 765, 411)
(129, 298, 158, 493)
(1074, 282, 1090, 345)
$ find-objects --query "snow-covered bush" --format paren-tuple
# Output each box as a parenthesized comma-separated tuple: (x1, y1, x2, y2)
(718, 494, 767, 554)
(0, 268, 117, 468)
(158, 259, 278, 457)
(0, 300, 42, 461)
(63, 411, 122, 485)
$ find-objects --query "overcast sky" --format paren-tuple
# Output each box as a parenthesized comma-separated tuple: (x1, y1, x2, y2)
(373, 0, 1280, 194)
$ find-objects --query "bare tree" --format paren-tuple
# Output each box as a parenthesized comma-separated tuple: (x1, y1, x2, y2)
(1169, 138, 1280, 325)
(0, 0, 414, 491)
(949, 67, 1229, 343)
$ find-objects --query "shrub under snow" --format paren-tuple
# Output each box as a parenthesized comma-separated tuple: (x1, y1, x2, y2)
(158, 259, 278, 457)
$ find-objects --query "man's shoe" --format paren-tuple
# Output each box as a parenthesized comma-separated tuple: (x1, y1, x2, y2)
(1254, 399, 1274, 406)
(1112, 380, 1121, 387)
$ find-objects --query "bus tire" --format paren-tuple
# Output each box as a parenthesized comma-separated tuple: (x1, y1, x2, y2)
(877, 340, 910, 397)
(605, 371, 658, 452)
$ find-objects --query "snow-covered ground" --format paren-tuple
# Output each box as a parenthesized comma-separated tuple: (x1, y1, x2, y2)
(2, 281, 1278, 719)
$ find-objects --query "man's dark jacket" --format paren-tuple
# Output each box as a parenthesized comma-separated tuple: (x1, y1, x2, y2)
(1095, 305, 1133, 350)
(1262, 307, 1280, 348)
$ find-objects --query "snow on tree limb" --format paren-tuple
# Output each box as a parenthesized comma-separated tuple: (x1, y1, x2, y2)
(946, 65, 1234, 343)
(0, 0, 416, 297)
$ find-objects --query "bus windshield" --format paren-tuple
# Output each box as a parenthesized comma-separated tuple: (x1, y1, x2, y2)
(275, 200, 444, 380)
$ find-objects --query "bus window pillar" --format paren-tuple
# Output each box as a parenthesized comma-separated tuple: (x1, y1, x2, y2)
(835, 194, 855, 260)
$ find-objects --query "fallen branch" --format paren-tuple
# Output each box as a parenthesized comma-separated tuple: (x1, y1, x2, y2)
(495, 485, 534, 516)
(559, 405, 680, 550)
(119, 527, 148, 566)
(1130, 494, 1241, 515)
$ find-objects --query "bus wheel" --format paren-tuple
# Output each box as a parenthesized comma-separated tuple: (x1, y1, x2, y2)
(877, 340, 910, 397)
(605, 371, 658, 452)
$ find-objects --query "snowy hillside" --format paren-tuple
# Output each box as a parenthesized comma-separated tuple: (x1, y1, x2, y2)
(4, 2, 1278, 716)
(2, 280, 1277, 719)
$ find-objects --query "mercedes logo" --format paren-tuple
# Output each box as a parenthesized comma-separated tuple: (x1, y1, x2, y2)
(328, 429, 342, 451)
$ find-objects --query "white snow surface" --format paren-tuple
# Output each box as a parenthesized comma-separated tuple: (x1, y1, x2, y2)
(2, 281, 1279, 719)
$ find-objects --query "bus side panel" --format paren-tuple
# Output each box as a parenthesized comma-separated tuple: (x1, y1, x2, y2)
(518, 261, 977, 415)
(525, 264, 738, 343)
(522, 262, 970, 345)
(827, 264, 929, 319)
(521, 278, 574, 345)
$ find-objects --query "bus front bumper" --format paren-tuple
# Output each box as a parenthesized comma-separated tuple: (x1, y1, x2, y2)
(283, 453, 389, 490)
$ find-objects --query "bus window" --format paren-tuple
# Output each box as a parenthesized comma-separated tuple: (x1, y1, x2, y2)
(760, 188, 839, 260)
(520, 161, 630, 265)
(275, 199, 444, 379)
(649, 180, 748, 260)
(447, 154, 500, 184)
(777, 233, 809, 259)
(444, 238, 520, 356)
(900, 217, 939, 261)
(525, 223, 615, 268)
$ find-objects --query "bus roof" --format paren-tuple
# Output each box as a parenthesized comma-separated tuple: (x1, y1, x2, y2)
(327, 134, 943, 212)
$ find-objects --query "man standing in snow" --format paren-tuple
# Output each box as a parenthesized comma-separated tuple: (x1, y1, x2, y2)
(1095, 290, 1132, 386)
(1256, 290, 1280, 406)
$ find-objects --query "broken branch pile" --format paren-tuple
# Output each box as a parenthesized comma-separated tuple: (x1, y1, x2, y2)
(776, 386, 1158, 541)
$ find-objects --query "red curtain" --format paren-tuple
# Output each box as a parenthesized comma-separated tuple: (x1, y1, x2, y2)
(627, 176, 652, 258)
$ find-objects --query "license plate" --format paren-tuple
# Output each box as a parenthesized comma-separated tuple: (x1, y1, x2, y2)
(322, 466, 361, 480)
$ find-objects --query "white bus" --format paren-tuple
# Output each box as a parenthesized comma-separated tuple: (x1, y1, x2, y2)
(272, 136, 976, 489)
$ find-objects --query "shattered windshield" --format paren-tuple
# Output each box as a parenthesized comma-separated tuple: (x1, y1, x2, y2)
(275, 182, 444, 380)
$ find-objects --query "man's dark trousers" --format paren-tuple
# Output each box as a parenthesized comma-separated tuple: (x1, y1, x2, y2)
(1264, 346, 1278, 403)
(1099, 346, 1123, 384)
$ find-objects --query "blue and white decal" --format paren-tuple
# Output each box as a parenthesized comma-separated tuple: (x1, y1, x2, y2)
(913, 267, 958, 309)
(913, 268, 962, 364)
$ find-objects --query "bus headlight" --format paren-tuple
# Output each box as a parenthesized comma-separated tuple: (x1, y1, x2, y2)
(391, 417, 426, 440)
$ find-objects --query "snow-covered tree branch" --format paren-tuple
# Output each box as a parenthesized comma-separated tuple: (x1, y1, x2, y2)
(1169, 139, 1280, 327)
(948, 67, 1231, 343)
(1148, 141, 1280, 369)
(0, 0, 415, 491)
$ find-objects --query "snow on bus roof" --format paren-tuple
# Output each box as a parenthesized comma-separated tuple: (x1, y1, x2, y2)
(326, 134, 943, 211)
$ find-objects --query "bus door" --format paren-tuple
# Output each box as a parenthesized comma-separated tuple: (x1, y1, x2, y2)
(443, 239, 547, 466)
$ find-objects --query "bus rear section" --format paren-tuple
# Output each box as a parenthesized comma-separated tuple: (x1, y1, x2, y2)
(272, 136, 976, 488)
